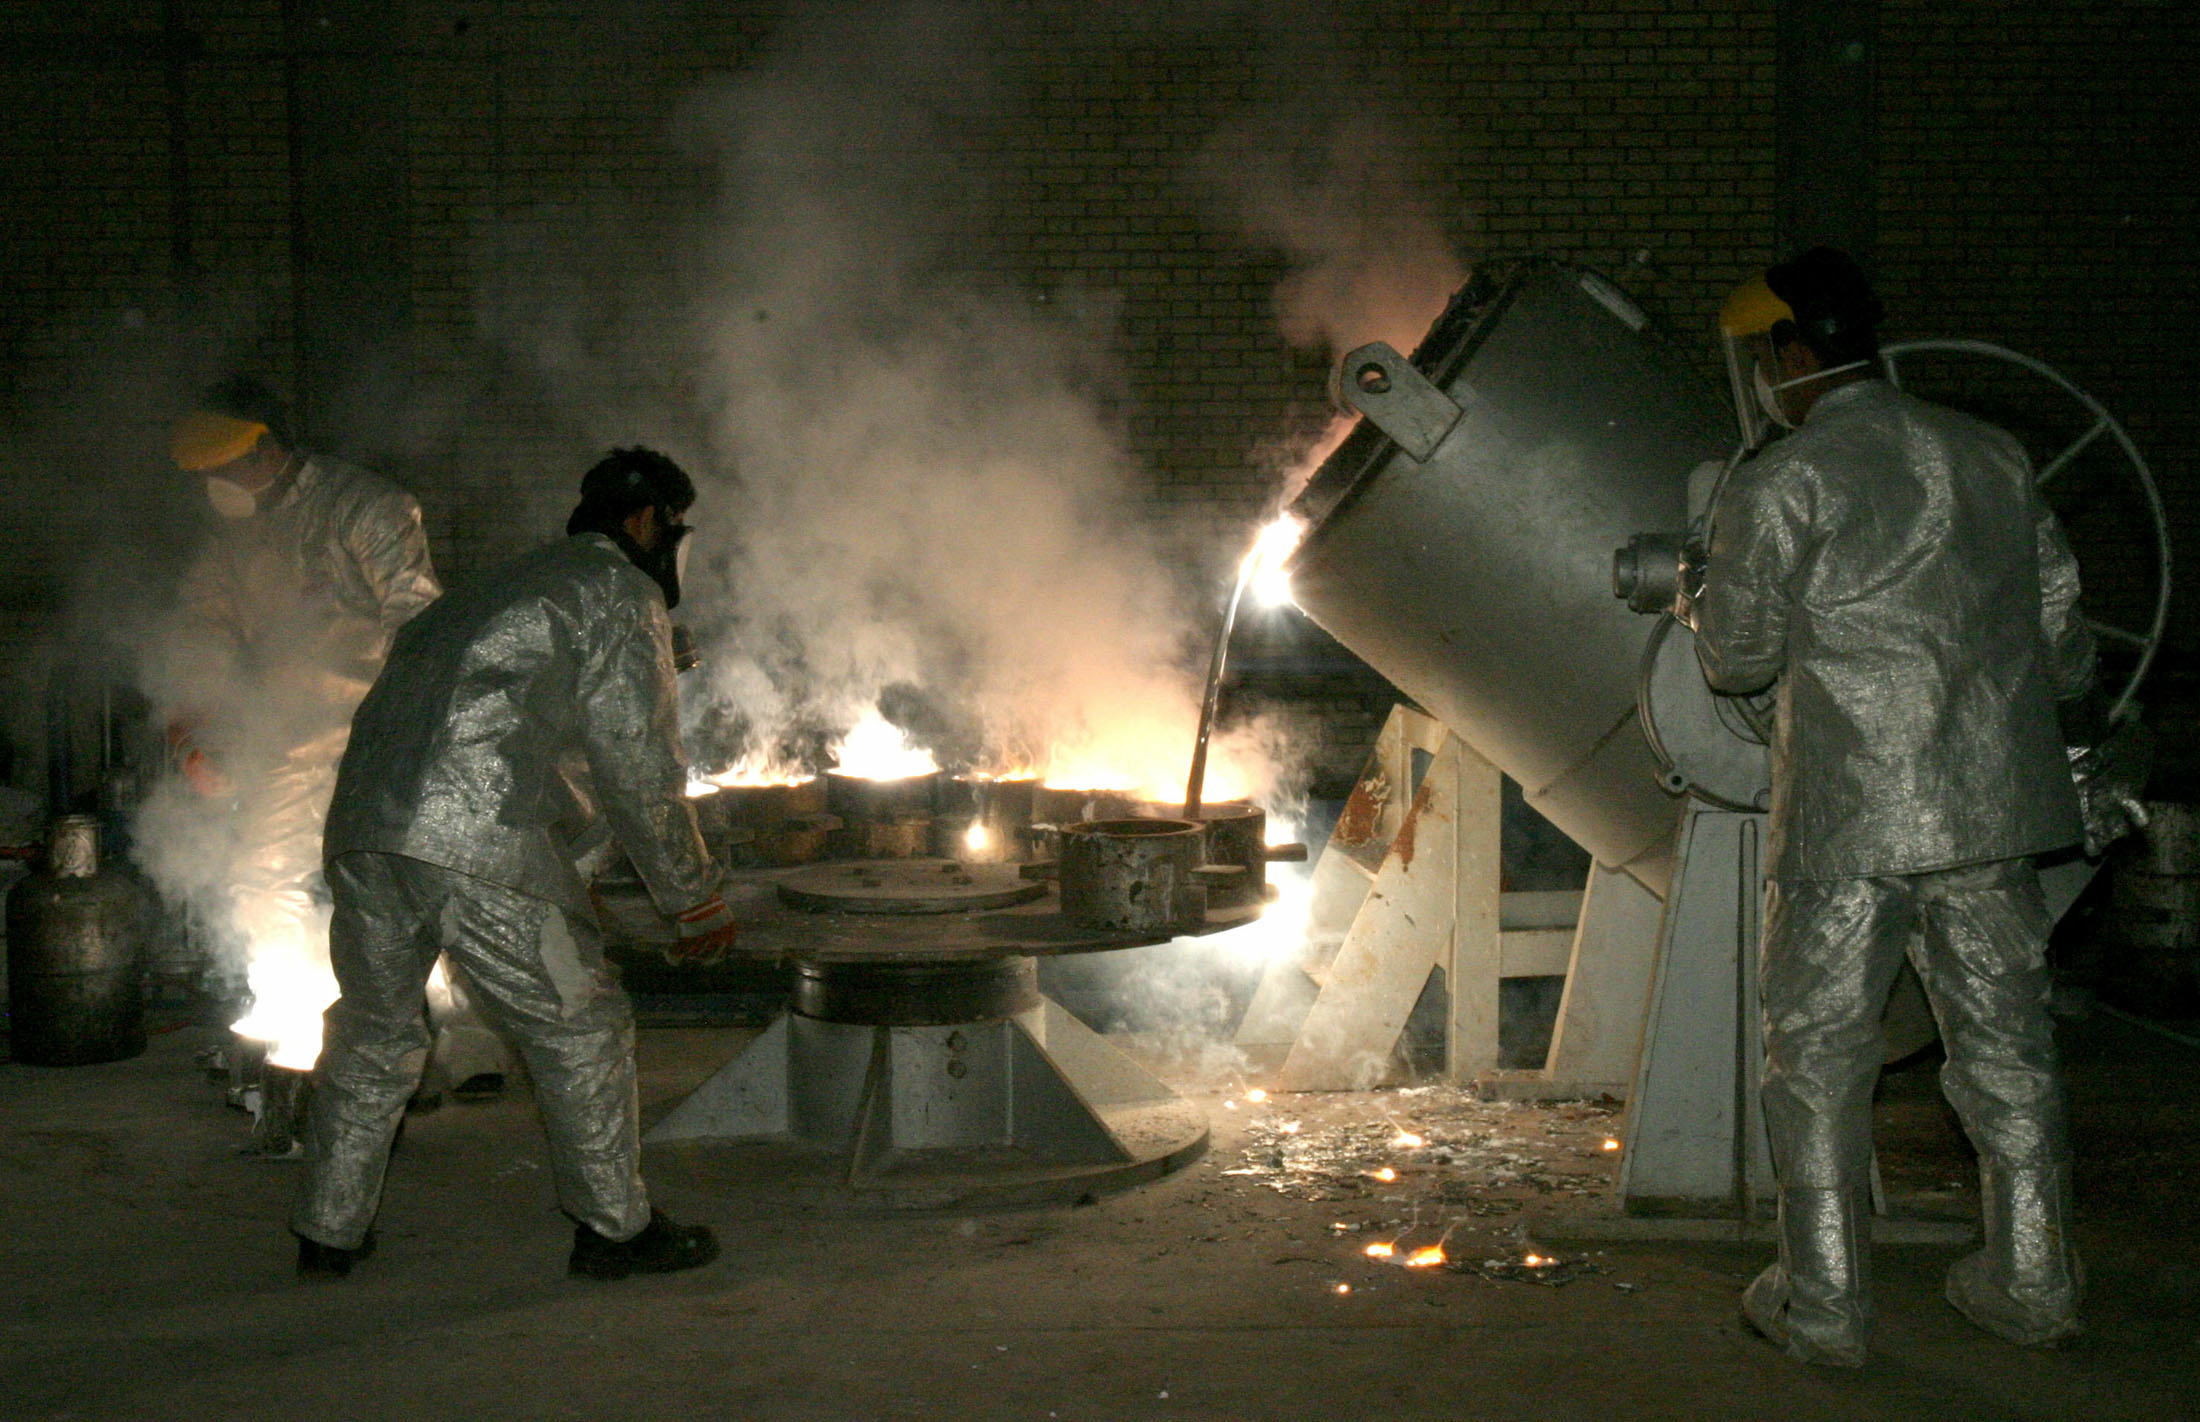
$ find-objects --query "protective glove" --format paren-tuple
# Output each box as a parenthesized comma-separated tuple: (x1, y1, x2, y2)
(166, 715, 232, 797)
(665, 894, 738, 967)
(2067, 714, 2153, 858)
(1670, 536, 1710, 631)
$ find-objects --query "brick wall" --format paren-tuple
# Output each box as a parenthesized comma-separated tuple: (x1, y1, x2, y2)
(2, 0, 2193, 791)
(1876, 0, 2200, 701)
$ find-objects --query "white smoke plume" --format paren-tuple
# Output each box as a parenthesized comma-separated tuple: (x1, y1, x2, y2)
(475, 4, 1298, 806)
(1194, 110, 1470, 503)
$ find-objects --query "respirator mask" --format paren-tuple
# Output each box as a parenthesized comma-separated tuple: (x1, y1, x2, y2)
(614, 511, 692, 610)
(1751, 358, 1871, 432)
(205, 476, 259, 520)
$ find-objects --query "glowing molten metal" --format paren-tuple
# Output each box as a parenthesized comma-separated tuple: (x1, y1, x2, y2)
(832, 711, 940, 780)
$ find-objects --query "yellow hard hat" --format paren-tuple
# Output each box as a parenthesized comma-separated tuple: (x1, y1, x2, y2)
(170, 411, 268, 472)
(1718, 273, 1794, 339)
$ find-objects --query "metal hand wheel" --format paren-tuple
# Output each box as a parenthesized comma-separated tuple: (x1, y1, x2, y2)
(1881, 338, 2171, 722)
(1642, 339, 2173, 813)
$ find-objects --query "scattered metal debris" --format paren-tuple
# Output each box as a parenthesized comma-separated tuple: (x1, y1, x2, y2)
(1228, 1086, 1620, 1208)
(1457, 1253, 1601, 1287)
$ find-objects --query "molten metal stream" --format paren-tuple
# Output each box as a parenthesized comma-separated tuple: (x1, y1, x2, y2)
(1183, 556, 1255, 819)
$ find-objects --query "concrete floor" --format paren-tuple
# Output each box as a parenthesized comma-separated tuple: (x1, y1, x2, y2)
(2, 1005, 2195, 1421)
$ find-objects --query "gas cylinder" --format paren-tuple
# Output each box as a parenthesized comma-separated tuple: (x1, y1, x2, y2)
(6, 815, 145, 1064)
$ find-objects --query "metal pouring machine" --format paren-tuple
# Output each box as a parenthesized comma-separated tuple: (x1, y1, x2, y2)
(1268, 257, 2166, 1221)
(629, 254, 2165, 1221)
(623, 773, 1305, 1208)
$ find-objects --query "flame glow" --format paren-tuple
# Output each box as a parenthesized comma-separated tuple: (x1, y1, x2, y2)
(963, 821, 990, 853)
(1372, 1167, 1398, 1183)
(1243, 513, 1307, 609)
(1404, 1246, 1447, 1269)
(1192, 819, 1312, 965)
(1363, 1241, 1395, 1259)
(831, 710, 940, 780)
(228, 905, 338, 1071)
(1602, 1138, 1621, 1152)
(1038, 744, 1251, 805)
(699, 755, 816, 789)
(1393, 1131, 1425, 1149)
(1245, 1087, 1269, 1104)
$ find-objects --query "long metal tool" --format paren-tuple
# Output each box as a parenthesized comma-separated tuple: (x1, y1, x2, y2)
(1182, 556, 1255, 820)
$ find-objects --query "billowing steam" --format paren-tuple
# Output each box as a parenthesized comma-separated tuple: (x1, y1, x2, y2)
(1195, 111, 1469, 503)
(477, 7, 1301, 806)
(98, 1, 1480, 1071)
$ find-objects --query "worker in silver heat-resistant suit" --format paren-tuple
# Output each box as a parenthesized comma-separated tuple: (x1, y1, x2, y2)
(292, 446, 739, 1282)
(161, 377, 452, 1070)
(1692, 248, 2123, 1365)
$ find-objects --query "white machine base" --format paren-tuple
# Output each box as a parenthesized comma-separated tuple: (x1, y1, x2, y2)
(647, 997, 1209, 1208)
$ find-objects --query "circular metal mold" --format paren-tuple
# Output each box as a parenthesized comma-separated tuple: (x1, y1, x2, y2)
(934, 777, 1037, 863)
(1058, 818, 1208, 935)
(776, 859, 1047, 915)
(690, 779, 835, 866)
(1032, 785, 1146, 826)
(1180, 801, 1268, 907)
(826, 771, 941, 822)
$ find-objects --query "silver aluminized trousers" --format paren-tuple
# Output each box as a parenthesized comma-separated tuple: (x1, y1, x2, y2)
(294, 852, 651, 1249)
(1747, 857, 2081, 1361)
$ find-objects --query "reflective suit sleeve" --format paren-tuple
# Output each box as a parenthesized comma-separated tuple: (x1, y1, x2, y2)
(574, 599, 718, 915)
(2033, 502, 2098, 705)
(345, 490, 443, 630)
(1694, 459, 1803, 696)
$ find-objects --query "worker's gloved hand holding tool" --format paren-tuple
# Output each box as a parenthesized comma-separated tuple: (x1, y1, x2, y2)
(665, 894, 738, 967)
(1671, 536, 1709, 632)
(2066, 715, 2153, 858)
(166, 715, 232, 797)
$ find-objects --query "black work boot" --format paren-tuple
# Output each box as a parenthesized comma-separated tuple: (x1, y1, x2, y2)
(296, 1230, 377, 1280)
(568, 1209, 719, 1280)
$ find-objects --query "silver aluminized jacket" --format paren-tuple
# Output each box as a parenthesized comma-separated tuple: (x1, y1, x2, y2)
(140, 455, 439, 1067)
(299, 533, 713, 1250)
(1695, 379, 2095, 882)
(175, 454, 442, 730)
(323, 533, 716, 918)
(1699, 378, 2091, 1360)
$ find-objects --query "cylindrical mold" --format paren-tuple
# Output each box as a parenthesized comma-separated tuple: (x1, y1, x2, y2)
(935, 777, 1038, 863)
(826, 771, 941, 824)
(250, 1064, 315, 1157)
(825, 772, 938, 861)
(1058, 818, 1208, 936)
(1133, 799, 1268, 907)
(1285, 260, 1734, 892)
(6, 815, 146, 1065)
(1189, 801, 1268, 907)
(727, 777, 832, 865)
(692, 778, 832, 865)
(1033, 786, 1146, 827)
(849, 819, 933, 859)
(2106, 802, 2199, 1012)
